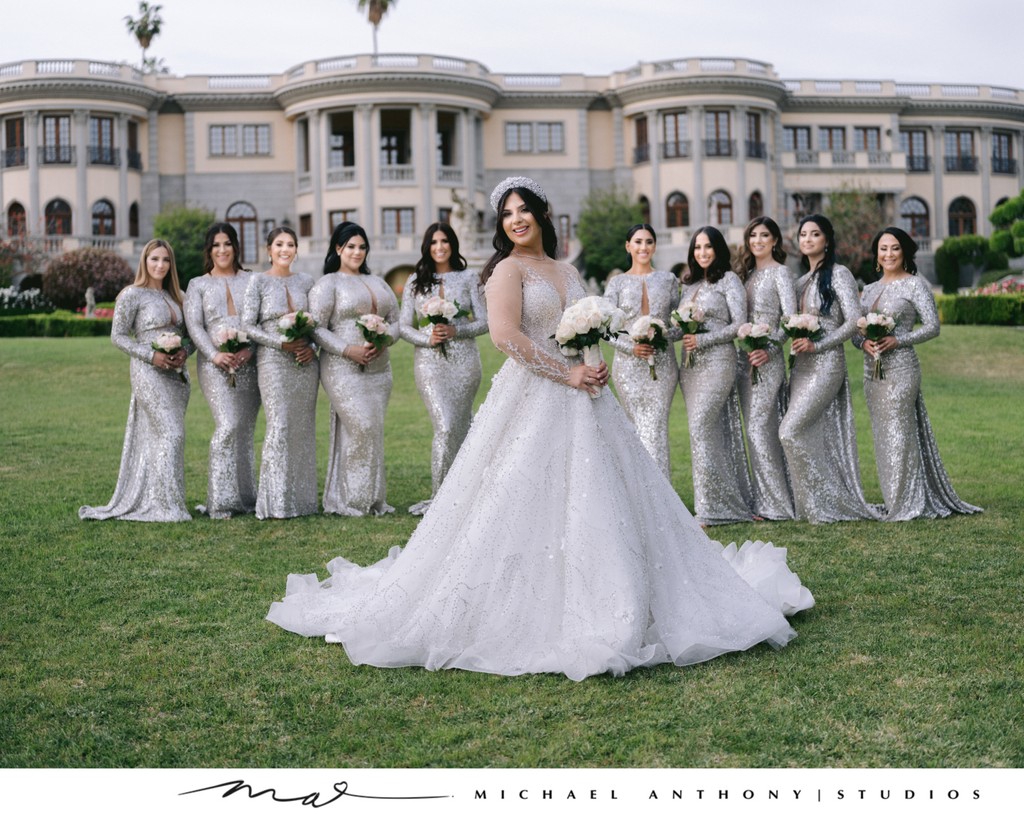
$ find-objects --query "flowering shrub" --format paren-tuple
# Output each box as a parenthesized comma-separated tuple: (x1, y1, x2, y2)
(75, 306, 116, 318)
(971, 278, 1024, 296)
(42, 248, 134, 310)
(0, 286, 55, 316)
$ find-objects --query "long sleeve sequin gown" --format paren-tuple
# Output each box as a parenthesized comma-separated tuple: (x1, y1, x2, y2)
(268, 256, 813, 681)
(779, 265, 880, 523)
(738, 265, 797, 520)
(398, 269, 488, 514)
(603, 270, 681, 478)
(855, 277, 981, 520)
(79, 286, 191, 522)
(310, 273, 399, 517)
(242, 272, 319, 519)
(677, 272, 754, 525)
(184, 272, 260, 518)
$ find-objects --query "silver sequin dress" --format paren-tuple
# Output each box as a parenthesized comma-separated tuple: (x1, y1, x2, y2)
(779, 265, 880, 523)
(677, 272, 754, 525)
(267, 257, 813, 681)
(242, 271, 320, 519)
(854, 276, 982, 520)
(398, 269, 488, 514)
(79, 286, 192, 522)
(310, 272, 399, 517)
(603, 270, 681, 478)
(738, 264, 797, 520)
(184, 272, 260, 518)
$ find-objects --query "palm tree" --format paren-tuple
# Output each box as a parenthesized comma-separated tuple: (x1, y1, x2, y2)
(124, 2, 164, 71)
(355, 0, 397, 56)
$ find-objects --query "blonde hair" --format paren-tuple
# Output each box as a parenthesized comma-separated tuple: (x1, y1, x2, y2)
(133, 239, 184, 305)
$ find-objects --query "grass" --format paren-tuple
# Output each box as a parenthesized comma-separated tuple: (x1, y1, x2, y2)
(0, 325, 1022, 768)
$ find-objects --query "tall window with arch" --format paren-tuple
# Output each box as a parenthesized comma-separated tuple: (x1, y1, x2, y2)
(92, 200, 115, 236)
(45, 199, 72, 235)
(666, 192, 689, 228)
(708, 190, 733, 226)
(948, 197, 976, 236)
(7, 202, 26, 237)
(899, 197, 930, 242)
(226, 201, 259, 265)
(639, 195, 651, 224)
(129, 202, 140, 238)
(748, 191, 764, 221)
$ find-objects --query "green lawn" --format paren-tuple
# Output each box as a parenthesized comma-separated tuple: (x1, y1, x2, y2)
(0, 325, 1021, 768)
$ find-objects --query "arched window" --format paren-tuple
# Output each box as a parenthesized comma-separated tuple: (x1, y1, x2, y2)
(948, 197, 976, 237)
(666, 192, 689, 228)
(226, 201, 259, 264)
(708, 189, 732, 226)
(748, 191, 764, 220)
(129, 202, 140, 238)
(92, 200, 115, 236)
(45, 199, 72, 235)
(899, 197, 930, 240)
(638, 195, 650, 224)
(7, 202, 26, 237)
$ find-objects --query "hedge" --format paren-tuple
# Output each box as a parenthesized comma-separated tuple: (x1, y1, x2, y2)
(0, 310, 113, 337)
(935, 294, 1024, 325)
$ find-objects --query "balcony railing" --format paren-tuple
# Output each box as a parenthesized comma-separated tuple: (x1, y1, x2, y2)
(907, 155, 931, 172)
(127, 149, 142, 170)
(795, 150, 819, 165)
(704, 138, 735, 157)
(992, 157, 1018, 175)
(380, 165, 415, 183)
(327, 168, 356, 186)
(633, 144, 650, 164)
(945, 155, 978, 173)
(660, 140, 691, 159)
(832, 150, 855, 165)
(2, 146, 26, 167)
(868, 151, 892, 166)
(745, 140, 767, 159)
(41, 145, 75, 164)
(88, 146, 119, 166)
(437, 166, 463, 185)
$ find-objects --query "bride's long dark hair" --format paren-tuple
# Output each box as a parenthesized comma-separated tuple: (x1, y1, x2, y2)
(480, 186, 559, 286)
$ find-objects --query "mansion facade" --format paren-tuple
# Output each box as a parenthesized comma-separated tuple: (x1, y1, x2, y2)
(1, 53, 1022, 284)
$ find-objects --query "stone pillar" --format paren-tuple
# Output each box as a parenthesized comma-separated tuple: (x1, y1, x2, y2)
(419, 104, 435, 227)
(772, 111, 786, 224)
(309, 109, 323, 241)
(359, 104, 375, 233)
(650, 110, 662, 234)
(117, 113, 129, 237)
(74, 109, 89, 237)
(142, 109, 160, 238)
(979, 126, 991, 237)
(931, 125, 945, 240)
(735, 106, 748, 226)
(691, 105, 706, 226)
(26, 111, 39, 234)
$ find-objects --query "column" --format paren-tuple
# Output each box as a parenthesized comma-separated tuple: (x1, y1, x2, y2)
(26, 111, 40, 234)
(117, 114, 129, 237)
(772, 111, 786, 223)
(650, 110, 663, 234)
(734, 106, 748, 225)
(358, 104, 375, 233)
(461, 109, 475, 205)
(309, 109, 323, 240)
(142, 109, 160, 237)
(612, 105, 628, 188)
(691, 105, 706, 226)
(419, 104, 434, 226)
(979, 126, 991, 237)
(931, 125, 944, 241)
(74, 109, 89, 237)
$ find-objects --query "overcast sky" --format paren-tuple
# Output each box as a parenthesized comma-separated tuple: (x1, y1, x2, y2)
(4, 0, 1023, 89)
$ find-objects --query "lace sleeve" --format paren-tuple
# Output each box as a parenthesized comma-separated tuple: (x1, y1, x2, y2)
(309, 277, 347, 356)
(897, 277, 940, 348)
(111, 288, 154, 363)
(241, 275, 283, 350)
(454, 271, 489, 339)
(815, 266, 860, 352)
(697, 273, 746, 348)
(183, 279, 217, 360)
(772, 267, 797, 344)
(484, 260, 571, 385)
(398, 276, 432, 347)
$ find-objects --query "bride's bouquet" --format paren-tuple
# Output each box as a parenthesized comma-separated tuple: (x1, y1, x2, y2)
(152, 330, 188, 382)
(628, 315, 669, 381)
(355, 313, 391, 372)
(418, 295, 469, 359)
(670, 302, 706, 368)
(212, 326, 249, 387)
(278, 309, 317, 366)
(857, 311, 897, 380)
(781, 313, 824, 372)
(735, 322, 774, 385)
(552, 296, 626, 396)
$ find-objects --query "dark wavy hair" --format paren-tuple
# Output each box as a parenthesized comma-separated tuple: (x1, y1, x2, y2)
(737, 216, 787, 280)
(798, 214, 837, 315)
(871, 226, 919, 275)
(413, 222, 467, 296)
(480, 186, 558, 285)
(625, 223, 657, 265)
(323, 221, 371, 275)
(202, 222, 243, 274)
(684, 226, 732, 285)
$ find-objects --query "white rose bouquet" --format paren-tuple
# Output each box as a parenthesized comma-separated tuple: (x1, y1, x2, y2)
(212, 325, 249, 387)
(552, 296, 626, 397)
(670, 302, 707, 368)
(355, 313, 391, 372)
(152, 331, 188, 382)
(628, 315, 669, 381)
(735, 322, 774, 385)
(418, 295, 469, 359)
(781, 313, 824, 371)
(857, 312, 897, 380)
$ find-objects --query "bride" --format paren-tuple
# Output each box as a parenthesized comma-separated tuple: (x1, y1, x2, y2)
(267, 177, 813, 681)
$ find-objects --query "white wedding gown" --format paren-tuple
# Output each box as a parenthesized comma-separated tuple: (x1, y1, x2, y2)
(267, 258, 813, 680)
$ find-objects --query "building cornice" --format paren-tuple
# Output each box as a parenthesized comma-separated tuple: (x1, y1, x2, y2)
(0, 77, 160, 109)
(167, 92, 281, 112)
(492, 91, 605, 110)
(275, 72, 501, 110)
(611, 76, 788, 108)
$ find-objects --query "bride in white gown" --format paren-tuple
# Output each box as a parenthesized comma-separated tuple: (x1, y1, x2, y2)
(267, 177, 814, 681)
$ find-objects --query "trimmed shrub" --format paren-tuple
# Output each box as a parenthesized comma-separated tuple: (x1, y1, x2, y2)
(990, 229, 1014, 257)
(935, 293, 1024, 325)
(989, 191, 1024, 229)
(42, 248, 134, 310)
(0, 310, 113, 337)
(152, 205, 217, 289)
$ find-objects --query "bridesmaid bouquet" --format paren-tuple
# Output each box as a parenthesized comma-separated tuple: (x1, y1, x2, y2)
(552, 296, 626, 397)
(736, 322, 773, 385)
(628, 315, 669, 381)
(857, 312, 897, 380)
(356, 313, 391, 372)
(278, 310, 317, 366)
(670, 302, 706, 368)
(212, 326, 249, 387)
(781, 313, 824, 372)
(418, 295, 469, 359)
(152, 331, 188, 382)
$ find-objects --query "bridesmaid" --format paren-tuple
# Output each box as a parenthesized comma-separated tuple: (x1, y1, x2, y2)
(398, 222, 488, 515)
(80, 240, 192, 522)
(855, 227, 981, 520)
(310, 221, 400, 516)
(603, 223, 680, 477)
(736, 216, 797, 520)
(184, 223, 259, 518)
(779, 214, 879, 523)
(241, 227, 319, 519)
(677, 226, 753, 526)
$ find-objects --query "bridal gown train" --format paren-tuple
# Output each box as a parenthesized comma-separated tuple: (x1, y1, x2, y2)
(267, 258, 814, 680)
